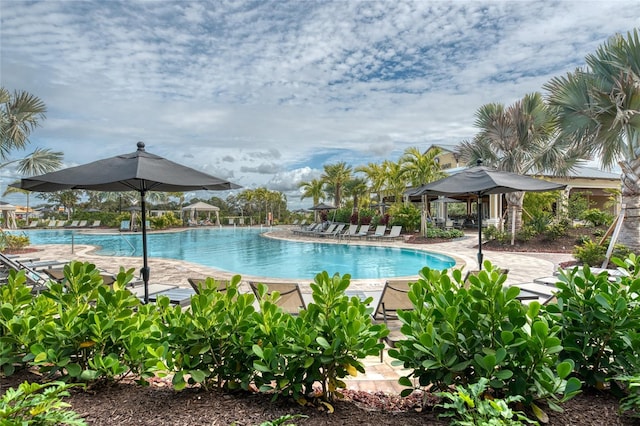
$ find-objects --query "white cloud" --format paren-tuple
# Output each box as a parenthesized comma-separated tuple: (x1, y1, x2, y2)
(1, 0, 638, 208)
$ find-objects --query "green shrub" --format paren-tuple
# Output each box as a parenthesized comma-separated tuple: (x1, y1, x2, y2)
(543, 256, 640, 389)
(425, 227, 464, 239)
(387, 203, 420, 232)
(614, 375, 640, 418)
(529, 213, 551, 234)
(575, 235, 591, 245)
(45, 263, 159, 383)
(389, 263, 580, 418)
(437, 378, 538, 425)
(0, 231, 30, 252)
(544, 221, 568, 241)
(161, 275, 259, 391)
(0, 381, 86, 425)
(580, 209, 613, 227)
(573, 241, 606, 266)
(483, 225, 498, 241)
(253, 272, 387, 402)
(515, 226, 537, 243)
(333, 207, 352, 223)
(150, 211, 182, 229)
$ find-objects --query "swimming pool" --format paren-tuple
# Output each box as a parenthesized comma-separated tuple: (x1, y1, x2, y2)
(21, 227, 455, 280)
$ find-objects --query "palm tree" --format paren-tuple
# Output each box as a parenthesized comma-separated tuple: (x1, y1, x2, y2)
(400, 146, 446, 187)
(1, 88, 64, 224)
(356, 162, 390, 216)
(400, 146, 446, 234)
(320, 162, 352, 207)
(457, 92, 584, 232)
(383, 159, 407, 206)
(545, 29, 640, 251)
(299, 178, 325, 206)
(343, 177, 368, 217)
(1, 87, 46, 155)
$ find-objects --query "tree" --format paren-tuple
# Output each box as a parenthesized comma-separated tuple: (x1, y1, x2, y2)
(343, 177, 368, 216)
(320, 162, 352, 207)
(545, 29, 640, 251)
(1, 88, 63, 224)
(383, 159, 408, 206)
(457, 92, 584, 232)
(355, 162, 387, 215)
(400, 146, 446, 187)
(37, 190, 79, 220)
(298, 178, 325, 207)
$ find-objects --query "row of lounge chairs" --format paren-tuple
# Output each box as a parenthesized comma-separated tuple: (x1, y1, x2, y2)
(292, 223, 403, 240)
(26, 220, 101, 229)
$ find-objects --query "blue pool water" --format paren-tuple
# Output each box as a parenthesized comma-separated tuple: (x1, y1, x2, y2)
(20, 228, 455, 280)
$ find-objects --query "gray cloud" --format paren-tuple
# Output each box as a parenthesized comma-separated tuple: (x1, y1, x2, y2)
(1, 0, 638, 208)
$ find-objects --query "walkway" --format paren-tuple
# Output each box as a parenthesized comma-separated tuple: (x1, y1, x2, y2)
(27, 226, 574, 394)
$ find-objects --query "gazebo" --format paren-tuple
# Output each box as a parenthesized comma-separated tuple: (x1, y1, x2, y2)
(182, 201, 220, 226)
(0, 202, 17, 229)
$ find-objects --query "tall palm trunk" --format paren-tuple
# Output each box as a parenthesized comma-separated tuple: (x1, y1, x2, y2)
(619, 155, 640, 252)
(504, 191, 525, 235)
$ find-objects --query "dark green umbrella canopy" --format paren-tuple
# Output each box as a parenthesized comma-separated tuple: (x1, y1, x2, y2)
(11, 141, 241, 303)
(309, 202, 337, 210)
(407, 162, 566, 269)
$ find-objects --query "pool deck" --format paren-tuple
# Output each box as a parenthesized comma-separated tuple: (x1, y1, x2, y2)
(27, 225, 575, 394)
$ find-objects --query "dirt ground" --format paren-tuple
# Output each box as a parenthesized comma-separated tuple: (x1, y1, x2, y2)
(1, 369, 637, 426)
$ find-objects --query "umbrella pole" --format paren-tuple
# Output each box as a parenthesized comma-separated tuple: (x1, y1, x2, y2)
(477, 195, 483, 270)
(140, 191, 150, 304)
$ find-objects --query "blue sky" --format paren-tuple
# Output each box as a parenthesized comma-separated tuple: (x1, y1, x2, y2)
(1, 0, 638, 210)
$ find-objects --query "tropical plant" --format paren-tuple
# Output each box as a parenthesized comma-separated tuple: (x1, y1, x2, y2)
(400, 146, 446, 187)
(320, 162, 352, 207)
(387, 203, 421, 232)
(382, 159, 407, 205)
(0, 381, 86, 425)
(343, 177, 368, 215)
(543, 257, 640, 389)
(545, 29, 640, 252)
(457, 92, 584, 233)
(614, 375, 640, 418)
(436, 378, 538, 425)
(0, 87, 63, 220)
(389, 263, 581, 419)
(355, 162, 388, 215)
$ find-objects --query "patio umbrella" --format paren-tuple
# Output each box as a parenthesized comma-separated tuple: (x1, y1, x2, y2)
(10, 141, 241, 303)
(309, 202, 336, 222)
(409, 161, 565, 269)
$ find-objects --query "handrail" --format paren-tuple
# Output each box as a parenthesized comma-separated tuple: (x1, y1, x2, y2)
(119, 233, 136, 255)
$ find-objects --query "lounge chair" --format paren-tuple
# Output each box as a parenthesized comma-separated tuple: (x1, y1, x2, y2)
(316, 223, 338, 237)
(366, 225, 387, 240)
(372, 279, 415, 360)
(77, 220, 88, 227)
(0, 252, 50, 292)
(56, 220, 66, 227)
(27, 221, 39, 228)
(120, 220, 130, 231)
(381, 225, 403, 240)
(321, 223, 345, 238)
(46, 220, 56, 228)
(344, 224, 359, 238)
(355, 224, 371, 238)
(66, 220, 80, 228)
(249, 281, 306, 315)
(188, 277, 230, 294)
(293, 222, 319, 235)
(90, 220, 101, 227)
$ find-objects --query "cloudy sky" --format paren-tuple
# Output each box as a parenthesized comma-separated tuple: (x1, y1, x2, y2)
(1, 0, 638, 209)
